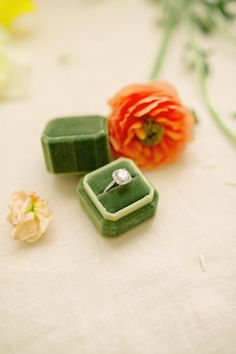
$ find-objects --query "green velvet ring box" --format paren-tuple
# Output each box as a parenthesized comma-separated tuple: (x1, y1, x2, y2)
(41, 116, 110, 174)
(77, 158, 158, 237)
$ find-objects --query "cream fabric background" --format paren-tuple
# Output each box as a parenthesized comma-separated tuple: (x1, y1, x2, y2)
(0, 1, 236, 353)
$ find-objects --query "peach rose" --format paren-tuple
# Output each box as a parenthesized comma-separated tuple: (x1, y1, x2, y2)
(108, 81, 195, 169)
(7, 191, 52, 243)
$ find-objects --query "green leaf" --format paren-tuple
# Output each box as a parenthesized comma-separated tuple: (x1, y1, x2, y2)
(184, 43, 210, 77)
(191, 109, 200, 124)
(191, 14, 215, 34)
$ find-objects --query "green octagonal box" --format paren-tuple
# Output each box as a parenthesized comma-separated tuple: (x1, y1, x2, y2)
(41, 115, 110, 174)
(77, 158, 158, 237)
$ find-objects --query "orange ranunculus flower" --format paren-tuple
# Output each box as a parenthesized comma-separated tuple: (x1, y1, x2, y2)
(108, 81, 195, 169)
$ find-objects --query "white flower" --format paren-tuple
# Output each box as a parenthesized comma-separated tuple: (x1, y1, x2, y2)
(0, 27, 30, 100)
(7, 191, 52, 243)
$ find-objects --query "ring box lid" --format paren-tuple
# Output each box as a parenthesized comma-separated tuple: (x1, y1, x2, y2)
(43, 116, 106, 139)
(41, 115, 110, 174)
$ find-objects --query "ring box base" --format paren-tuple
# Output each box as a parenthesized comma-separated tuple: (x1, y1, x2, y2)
(77, 158, 158, 237)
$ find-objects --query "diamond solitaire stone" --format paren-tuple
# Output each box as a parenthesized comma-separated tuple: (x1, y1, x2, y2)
(112, 168, 132, 185)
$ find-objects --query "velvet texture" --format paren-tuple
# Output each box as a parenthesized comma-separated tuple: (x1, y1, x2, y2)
(77, 159, 158, 237)
(41, 116, 110, 174)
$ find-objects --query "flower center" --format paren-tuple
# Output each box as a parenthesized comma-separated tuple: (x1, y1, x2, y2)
(137, 118, 164, 146)
(25, 201, 36, 216)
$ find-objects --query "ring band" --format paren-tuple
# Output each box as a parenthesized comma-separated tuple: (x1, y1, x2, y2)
(103, 168, 132, 193)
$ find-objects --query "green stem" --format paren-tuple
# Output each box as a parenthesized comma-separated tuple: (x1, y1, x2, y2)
(149, 13, 176, 81)
(198, 68, 236, 143)
(188, 22, 236, 144)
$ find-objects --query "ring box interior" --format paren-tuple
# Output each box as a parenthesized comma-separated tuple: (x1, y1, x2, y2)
(77, 158, 158, 237)
(41, 115, 110, 174)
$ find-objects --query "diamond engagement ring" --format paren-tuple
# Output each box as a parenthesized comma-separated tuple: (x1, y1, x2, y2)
(103, 168, 132, 193)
